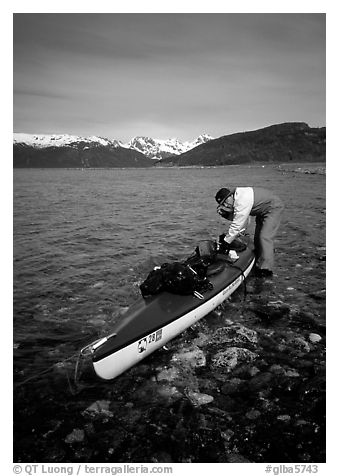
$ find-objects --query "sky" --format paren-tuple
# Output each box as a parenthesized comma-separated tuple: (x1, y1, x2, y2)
(13, 13, 326, 142)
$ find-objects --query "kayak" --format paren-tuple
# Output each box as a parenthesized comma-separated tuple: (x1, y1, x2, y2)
(89, 245, 255, 380)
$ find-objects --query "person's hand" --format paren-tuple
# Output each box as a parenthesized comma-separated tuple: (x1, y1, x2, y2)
(218, 233, 225, 242)
(217, 206, 233, 220)
(218, 234, 230, 254)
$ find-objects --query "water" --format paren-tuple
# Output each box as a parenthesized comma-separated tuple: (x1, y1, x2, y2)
(13, 164, 326, 463)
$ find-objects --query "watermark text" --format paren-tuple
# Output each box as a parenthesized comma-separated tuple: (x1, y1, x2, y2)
(13, 465, 173, 476)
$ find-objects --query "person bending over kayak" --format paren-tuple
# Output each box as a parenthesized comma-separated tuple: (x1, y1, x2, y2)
(215, 187, 284, 277)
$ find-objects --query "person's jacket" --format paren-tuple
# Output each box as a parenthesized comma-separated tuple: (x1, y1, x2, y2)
(224, 187, 282, 244)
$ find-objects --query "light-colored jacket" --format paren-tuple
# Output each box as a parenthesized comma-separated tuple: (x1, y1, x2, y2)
(224, 187, 253, 244)
(224, 187, 283, 244)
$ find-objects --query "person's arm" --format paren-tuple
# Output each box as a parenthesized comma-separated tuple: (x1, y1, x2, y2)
(224, 188, 254, 243)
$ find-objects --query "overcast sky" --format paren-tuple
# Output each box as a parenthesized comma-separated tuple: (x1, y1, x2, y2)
(13, 13, 325, 142)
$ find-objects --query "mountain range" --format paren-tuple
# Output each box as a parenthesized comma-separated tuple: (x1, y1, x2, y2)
(13, 123, 325, 168)
(13, 133, 213, 161)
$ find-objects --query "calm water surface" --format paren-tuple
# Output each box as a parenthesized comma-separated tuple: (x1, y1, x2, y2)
(13, 165, 326, 462)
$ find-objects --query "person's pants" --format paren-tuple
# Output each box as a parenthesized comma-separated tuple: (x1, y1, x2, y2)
(254, 204, 284, 270)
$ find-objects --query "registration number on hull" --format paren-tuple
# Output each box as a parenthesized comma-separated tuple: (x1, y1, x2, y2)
(222, 276, 241, 295)
(138, 328, 163, 353)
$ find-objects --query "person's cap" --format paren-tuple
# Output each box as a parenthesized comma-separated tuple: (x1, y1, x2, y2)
(215, 188, 232, 204)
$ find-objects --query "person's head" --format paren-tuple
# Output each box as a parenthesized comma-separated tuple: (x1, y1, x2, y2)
(215, 188, 232, 205)
(215, 188, 234, 220)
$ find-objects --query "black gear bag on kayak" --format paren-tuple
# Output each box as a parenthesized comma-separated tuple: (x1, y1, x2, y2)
(195, 240, 218, 265)
(140, 240, 221, 299)
(140, 261, 212, 298)
(139, 268, 164, 297)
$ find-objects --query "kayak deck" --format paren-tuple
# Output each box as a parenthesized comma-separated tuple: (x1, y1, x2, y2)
(92, 246, 255, 364)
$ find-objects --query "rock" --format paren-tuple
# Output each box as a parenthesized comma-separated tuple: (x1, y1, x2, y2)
(221, 429, 235, 442)
(295, 419, 308, 426)
(309, 289, 326, 300)
(197, 377, 219, 394)
(294, 359, 313, 369)
(221, 378, 246, 395)
(288, 304, 301, 316)
(192, 332, 211, 347)
(286, 335, 311, 353)
(309, 333, 322, 343)
(65, 428, 85, 444)
(285, 369, 300, 377)
(267, 301, 291, 315)
(83, 400, 113, 417)
(74, 447, 93, 460)
(260, 399, 279, 412)
(151, 452, 173, 463)
(212, 371, 229, 382)
(156, 346, 206, 390)
(156, 367, 182, 382)
(252, 302, 289, 321)
(171, 346, 206, 368)
(42, 420, 62, 438)
(196, 413, 211, 430)
(232, 363, 259, 379)
(42, 447, 67, 462)
(206, 406, 232, 419)
(186, 390, 214, 407)
(269, 364, 286, 376)
(217, 395, 237, 411)
(297, 452, 312, 462)
(157, 385, 182, 402)
(120, 408, 142, 426)
(211, 347, 257, 372)
(245, 409, 261, 420)
(129, 364, 152, 377)
(212, 324, 258, 346)
(248, 366, 260, 377)
(83, 423, 95, 437)
(258, 389, 272, 399)
(277, 414, 291, 422)
(248, 372, 274, 391)
(227, 452, 252, 463)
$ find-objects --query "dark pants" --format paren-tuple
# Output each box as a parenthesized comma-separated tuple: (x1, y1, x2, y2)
(254, 204, 284, 270)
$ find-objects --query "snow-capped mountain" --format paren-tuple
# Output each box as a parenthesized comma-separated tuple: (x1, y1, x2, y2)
(13, 133, 214, 160)
(13, 133, 123, 149)
(124, 134, 214, 159)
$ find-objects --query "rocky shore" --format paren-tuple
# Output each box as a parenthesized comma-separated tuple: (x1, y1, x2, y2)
(276, 164, 326, 175)
(15, 270, 326, 463)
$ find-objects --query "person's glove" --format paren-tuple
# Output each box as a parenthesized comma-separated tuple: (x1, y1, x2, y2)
(218, 234, 230, 254)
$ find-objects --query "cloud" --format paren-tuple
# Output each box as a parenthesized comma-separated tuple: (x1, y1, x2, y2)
(14, 89, 68, 99)
(13, 13, 326, 140)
